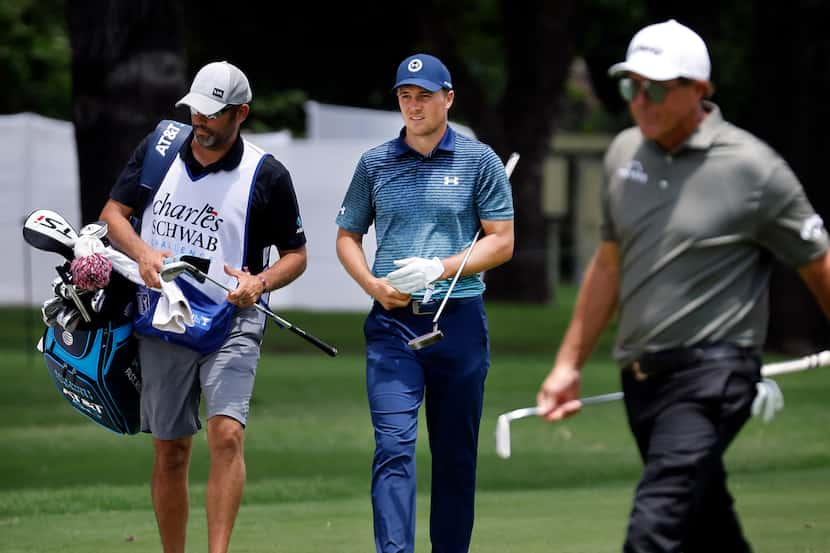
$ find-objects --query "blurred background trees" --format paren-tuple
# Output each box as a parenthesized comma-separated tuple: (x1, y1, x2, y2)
(3, 0, 829, 352)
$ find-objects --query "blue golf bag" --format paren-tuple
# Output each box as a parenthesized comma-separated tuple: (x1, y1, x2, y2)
(40, 271, 141, 434)
(35, 119, 190, 435)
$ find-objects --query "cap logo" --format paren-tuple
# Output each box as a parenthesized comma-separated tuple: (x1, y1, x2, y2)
(632, 44, 663, 56)
(212, 88, 224, 99)
(407, 59, 423, 72)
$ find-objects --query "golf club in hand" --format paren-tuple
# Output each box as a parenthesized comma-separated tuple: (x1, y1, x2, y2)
(408, 152, 520, 350)
(160, 258, 338, 357)
(495, 350, 830, 459)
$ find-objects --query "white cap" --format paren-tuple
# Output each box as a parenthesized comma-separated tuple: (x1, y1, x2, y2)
(608, 20, 710, 81)
(175, 61, 252, 115)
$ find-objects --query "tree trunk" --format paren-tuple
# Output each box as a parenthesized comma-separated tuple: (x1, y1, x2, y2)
(68, 0, 185, 224)
(418, 0, 575, 302)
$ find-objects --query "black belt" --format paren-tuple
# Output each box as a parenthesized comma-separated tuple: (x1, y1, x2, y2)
(625, 343, 758, 381)
(407, 296, 479, 316)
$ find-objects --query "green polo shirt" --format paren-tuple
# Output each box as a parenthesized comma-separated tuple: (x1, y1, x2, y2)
(602, 102, 828, 366)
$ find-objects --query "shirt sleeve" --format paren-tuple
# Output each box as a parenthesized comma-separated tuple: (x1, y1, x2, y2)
(600, 149, 619, 242)
(755, 161, 829, 267)
(109, 134, 153, 208)
(335, 155, 374, 234)
(251, 156, 307, 252)
(476, 148, 514, 220)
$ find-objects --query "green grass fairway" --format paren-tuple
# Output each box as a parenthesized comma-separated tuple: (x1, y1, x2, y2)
(1, 299, 828, 552)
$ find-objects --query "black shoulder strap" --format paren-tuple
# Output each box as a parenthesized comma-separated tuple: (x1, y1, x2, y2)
(131, 120, 191, 229)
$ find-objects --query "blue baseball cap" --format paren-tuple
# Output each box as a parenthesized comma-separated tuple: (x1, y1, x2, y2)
(393, 54, 453, 92)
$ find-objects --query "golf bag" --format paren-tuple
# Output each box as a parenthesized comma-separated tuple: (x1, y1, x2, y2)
(40, 270, 141, 434)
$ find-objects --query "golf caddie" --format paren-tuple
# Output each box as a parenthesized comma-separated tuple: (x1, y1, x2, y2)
(536, 20, 830, 553)
(100, 60, 307, 553)
(335, 53, 514, 553)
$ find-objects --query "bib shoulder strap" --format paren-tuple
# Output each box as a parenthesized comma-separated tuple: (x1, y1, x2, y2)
(133, 120, 191, 227)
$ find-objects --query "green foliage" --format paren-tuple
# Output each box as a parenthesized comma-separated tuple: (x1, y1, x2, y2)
(246, 89, 308, 137)
(0, 0, 71, 118)
(1, 303, 829, 551)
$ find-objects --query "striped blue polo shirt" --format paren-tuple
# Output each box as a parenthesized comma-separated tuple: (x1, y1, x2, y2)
(336, 125, 514, 299)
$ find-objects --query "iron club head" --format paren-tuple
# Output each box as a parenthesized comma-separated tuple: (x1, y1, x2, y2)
(159, 260, 205, 283)
(408, 327, 444, 350)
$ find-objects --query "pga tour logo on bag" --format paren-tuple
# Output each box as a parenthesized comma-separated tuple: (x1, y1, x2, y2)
(137, 290, 151, 314)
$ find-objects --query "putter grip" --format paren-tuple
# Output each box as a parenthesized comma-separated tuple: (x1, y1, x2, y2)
(289, 326, 338, 357)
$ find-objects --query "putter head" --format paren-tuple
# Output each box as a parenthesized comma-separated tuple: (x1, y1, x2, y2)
(495, 414, 512, 459)
(23, 209, 78, 260)
(408, 328, 444, 350)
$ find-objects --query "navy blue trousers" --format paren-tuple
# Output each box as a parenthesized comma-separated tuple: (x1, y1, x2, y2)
(621, 347, 761, 553)
(364, 297, 489, 553)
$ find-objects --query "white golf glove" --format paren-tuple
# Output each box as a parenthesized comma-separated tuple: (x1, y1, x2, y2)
(386, 257, 444, 294)
(751, 378, 784, 423)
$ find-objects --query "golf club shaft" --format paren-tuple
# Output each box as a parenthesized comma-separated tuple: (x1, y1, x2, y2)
(432, 229, 480, 325)
(761, 350, 830, 376)
(516, 351, 830, 419)
(199, 271, 339, 357)
(503, 391, 624, 422)
(430, 152, 520, 326)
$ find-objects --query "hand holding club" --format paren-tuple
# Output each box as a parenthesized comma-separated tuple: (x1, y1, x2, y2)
(536, 365, 583, 421)
(386, 257, 444, 294)
(224, 264, 265, 308)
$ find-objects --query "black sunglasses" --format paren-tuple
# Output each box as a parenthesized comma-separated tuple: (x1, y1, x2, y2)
(618, 78, 687, 104)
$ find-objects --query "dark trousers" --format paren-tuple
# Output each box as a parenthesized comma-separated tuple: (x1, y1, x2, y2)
(364, 298, 489, 553)
(621, 345, 761, 553)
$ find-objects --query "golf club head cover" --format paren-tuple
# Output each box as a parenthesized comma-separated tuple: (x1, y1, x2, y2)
(751, 378, 784, 423)
(70, 253, 112, 290)
(387, 257, 444, 293)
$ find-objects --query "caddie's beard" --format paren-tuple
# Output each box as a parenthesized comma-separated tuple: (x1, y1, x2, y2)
(193, 125, 235, 150)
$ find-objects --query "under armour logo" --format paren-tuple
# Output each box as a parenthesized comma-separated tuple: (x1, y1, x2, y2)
(443, 176, 459, 186)
(338, 206, 346, 215)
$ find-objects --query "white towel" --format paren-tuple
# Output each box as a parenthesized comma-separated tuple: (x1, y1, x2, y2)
(73, 234, 106, 257)
(152, 279, 194, 333)
(74, 235, 194, 332)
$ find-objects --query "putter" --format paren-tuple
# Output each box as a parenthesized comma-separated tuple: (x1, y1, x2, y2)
(408, 229, 480, 350)
(407, 152, 520, 351)
(159, 259, 339, 357)
(494, 350, 830, 459)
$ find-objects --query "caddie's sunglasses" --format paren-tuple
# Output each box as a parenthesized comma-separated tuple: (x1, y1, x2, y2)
(189, 104, 235, 120)
(618, 77, 688, 104)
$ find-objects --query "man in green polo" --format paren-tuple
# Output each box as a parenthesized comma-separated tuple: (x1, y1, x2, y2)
(536, 19, 830, 553)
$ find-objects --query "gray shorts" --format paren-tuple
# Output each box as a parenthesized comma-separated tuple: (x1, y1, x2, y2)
(138, 306, 266, 439)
